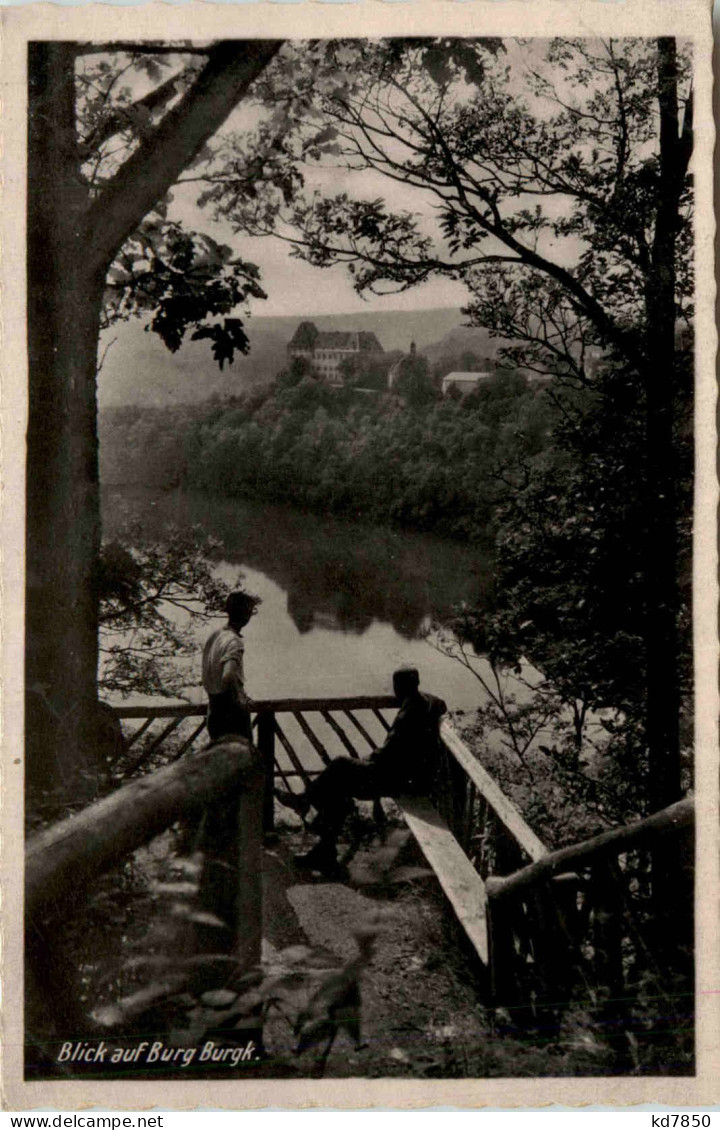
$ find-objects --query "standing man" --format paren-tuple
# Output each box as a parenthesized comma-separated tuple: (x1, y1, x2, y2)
(275, 666, 446, 874)
(202, 590, 260, 742)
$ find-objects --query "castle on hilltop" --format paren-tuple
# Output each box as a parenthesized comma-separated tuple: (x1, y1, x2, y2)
(287, 322, 385, 386)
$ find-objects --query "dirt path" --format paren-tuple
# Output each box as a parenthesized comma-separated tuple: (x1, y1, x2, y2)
(261, 829, 490, 1078)
(58, 821, 622, 1080)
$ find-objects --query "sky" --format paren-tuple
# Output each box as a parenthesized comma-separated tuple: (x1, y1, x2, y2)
(88, 36, 673, 321)
(170, 177, 469, 320)
(160, 39, 585, 319)
(155, 41, 536, 318)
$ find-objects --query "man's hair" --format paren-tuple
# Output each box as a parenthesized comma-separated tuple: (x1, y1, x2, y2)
(226, 590, 261, 624)
(393, 666, 420, 692)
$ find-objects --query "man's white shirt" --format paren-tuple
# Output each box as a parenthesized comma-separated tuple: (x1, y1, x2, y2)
(202, 627, 245, 696)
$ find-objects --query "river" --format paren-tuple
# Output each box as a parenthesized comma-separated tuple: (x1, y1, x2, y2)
(101, 486, 496, 713)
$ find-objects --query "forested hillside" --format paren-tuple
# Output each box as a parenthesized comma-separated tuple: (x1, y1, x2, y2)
(100, 370, 553, 543)
(97, 309, 495, 408)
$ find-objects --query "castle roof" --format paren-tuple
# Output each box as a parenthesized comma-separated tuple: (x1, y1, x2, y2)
(288, 322, 384, 354)
(288, 321, 320, 349)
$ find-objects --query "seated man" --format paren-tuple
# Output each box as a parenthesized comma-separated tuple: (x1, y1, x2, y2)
(202, 590, 259, 743)
(275, 666, 446, 873)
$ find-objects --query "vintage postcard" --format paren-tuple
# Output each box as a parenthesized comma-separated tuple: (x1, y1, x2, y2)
(1, 0, 718, 1110)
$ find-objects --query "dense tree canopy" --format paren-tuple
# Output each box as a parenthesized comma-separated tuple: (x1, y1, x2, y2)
(207, 36, 692, 809)
(100, 372, 552, 541)
(29, 36, 693, 814)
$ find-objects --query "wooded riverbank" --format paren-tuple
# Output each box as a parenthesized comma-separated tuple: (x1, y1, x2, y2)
(100, 371, 551, 544)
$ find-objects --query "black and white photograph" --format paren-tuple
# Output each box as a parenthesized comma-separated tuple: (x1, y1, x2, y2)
(3, 0, 717, 1110)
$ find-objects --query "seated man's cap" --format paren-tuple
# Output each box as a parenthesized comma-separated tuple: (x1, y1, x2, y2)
(393, 665, 420, 685)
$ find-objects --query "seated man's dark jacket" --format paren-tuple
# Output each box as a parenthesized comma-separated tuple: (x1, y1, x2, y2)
(369, 690, 447, 795)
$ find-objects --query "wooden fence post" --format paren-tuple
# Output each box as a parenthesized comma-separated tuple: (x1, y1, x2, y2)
(196, 742, 264, 977)
(195, 745, 264, 1053)
(257, 712, 276, 840)
(486, 883, 521, 1021)
(591, 860, 628, 1066)
(234, 758, 264, 975)
(526, 883, 567, 1037)
(232, 757, 265, 1054)
(448, 752, 468, 840)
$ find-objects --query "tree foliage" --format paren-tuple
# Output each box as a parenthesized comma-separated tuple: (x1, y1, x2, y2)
(100, 373, 552, 543)
(102, 213, 266, 365)
(208, 35, 693, 809)
(79, 50, 275, 365)
(97, 526, 252, 699)
(244, 38, 693, 367)
(26, 39, 283, 791)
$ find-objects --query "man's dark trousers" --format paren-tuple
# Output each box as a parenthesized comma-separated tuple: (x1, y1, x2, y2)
(304, 757, 385, 840)
(207, 692, 251, 742)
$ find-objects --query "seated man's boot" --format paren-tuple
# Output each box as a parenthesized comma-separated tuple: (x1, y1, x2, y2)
(307, 795, 354, 836)
(294, 839, 339, 876)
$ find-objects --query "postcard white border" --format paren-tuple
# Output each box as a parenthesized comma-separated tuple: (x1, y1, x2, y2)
(2, 0, 717, 1110)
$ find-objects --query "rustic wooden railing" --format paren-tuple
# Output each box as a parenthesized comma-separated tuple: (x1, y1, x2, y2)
(110, 700, 694, 1047)
(27, 695, 693, 1073)
(25, 738, 263, 1071)
(113, 696, 398, 836)
(428, 718, 693, 1054)
(484, 795, 695, 1046)
(109, 699, 551, 968)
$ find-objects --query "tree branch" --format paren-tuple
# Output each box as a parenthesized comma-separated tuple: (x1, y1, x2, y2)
(85, 40, 283, 274)
(79, 71, 185, 154)
(360, 77, 640, 366)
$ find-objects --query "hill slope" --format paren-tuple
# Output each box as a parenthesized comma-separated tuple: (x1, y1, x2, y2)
(421, 324, 511, 366)
(98, 308, 475, 408)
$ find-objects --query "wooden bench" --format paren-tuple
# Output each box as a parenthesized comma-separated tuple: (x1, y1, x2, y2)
(388, 723, 548, 971)
(396, 793, 489, 966)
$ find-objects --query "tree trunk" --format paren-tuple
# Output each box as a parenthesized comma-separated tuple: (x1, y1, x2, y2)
(26, 43, 107, 795)
(642, 38, 686, 812)
(25, 41, 283, 799)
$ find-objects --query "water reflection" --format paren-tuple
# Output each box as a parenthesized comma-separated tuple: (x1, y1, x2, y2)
(101, 487, 491, 640)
